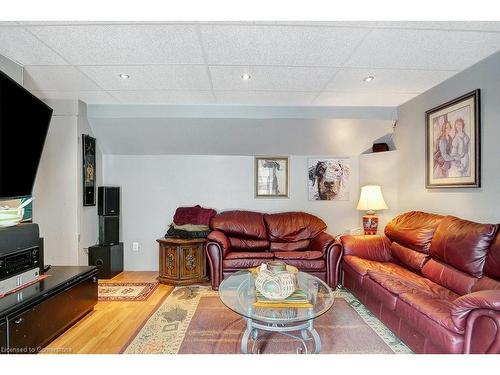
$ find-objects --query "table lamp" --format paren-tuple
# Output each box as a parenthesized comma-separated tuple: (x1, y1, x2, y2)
(356, 185, 388, 235)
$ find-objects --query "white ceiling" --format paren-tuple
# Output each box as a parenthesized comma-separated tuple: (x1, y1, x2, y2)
(1, 21, 500, 107)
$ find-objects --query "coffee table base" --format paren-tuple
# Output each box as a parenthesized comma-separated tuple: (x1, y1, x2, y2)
(241, 318, 321, 354)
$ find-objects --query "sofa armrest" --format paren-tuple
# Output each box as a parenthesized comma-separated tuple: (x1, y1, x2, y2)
(451, 290, 500, 331)
(310, 232, 342, 289)
(339, 235, 392, 262)
(310, 232, 335, 255)
(207, 230, 231, 258)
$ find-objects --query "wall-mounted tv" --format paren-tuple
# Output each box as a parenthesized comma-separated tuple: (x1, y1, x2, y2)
(0, 70, 53, 198)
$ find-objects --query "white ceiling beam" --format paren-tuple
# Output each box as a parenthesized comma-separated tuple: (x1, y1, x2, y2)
(87, 104, 397, 120)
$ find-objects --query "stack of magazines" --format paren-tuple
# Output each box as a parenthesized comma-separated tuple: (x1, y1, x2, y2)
(253, 289, 313, 308)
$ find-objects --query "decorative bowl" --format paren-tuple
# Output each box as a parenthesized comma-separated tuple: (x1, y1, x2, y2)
(254, 262, 297, 300)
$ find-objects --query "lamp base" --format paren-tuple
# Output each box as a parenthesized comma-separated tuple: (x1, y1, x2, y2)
(362, 213, 379, 235)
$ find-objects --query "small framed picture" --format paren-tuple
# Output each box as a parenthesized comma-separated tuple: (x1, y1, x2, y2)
(425, 89, 480, 188)
(308, 158, 351, 201)
(255, 157, 289, 198)
(82, 134, 96, 206)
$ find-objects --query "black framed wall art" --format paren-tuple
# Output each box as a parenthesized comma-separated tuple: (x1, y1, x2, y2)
(82, 134, 96, 206)
(425, 89, 480, 188)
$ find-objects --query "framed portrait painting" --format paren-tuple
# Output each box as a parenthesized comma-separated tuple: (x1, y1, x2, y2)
(255, 156, 289, 198)
(308, 158, 351, 201)
(425, 89, 480, 188)
(82, 134, 96, 206)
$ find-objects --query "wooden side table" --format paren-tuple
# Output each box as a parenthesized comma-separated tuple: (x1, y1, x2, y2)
(157, 237, 208, 285)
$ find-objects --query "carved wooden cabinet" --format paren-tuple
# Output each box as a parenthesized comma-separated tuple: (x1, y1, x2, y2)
(157, 237, 208, 285)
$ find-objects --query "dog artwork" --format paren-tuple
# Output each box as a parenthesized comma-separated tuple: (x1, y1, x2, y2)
(308, 158, 350, 201)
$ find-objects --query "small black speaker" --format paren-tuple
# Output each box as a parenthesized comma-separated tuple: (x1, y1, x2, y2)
(99, 215, 119, 245)
(88, 243, 123, 279)
(98, 186, 120, 216)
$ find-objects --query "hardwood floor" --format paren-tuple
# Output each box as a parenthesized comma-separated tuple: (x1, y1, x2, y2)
(42, 272, 174, 354)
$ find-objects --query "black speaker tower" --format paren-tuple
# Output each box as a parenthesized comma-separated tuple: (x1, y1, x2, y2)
(97, 186, 120, 245)
(89, 186, 123, 279)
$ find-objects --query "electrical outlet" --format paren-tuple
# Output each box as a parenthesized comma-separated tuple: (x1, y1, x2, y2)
(132, 242, 140, 252)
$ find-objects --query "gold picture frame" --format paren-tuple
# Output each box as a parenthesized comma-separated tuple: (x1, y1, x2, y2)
(255, 156, 289, 198)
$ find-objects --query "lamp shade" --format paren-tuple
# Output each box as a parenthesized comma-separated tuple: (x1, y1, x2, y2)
(357, 185, 388, 211)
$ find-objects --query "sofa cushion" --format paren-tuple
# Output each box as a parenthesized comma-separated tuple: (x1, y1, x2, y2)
(225, 252, 273, 260)
(484, 232, 500, 280)
(472, 276, 500, 292)
(270, 239, 310, 252)
(398, 291, 460, 333)
(422, 259, 477, 296)
(281, 258, 326, 271)
(368, 270, 459, 301)
(264, 212, 326, 242)
(274, 251, 323, 260)
(228, 237, 270, 252)
(429, 215, 497, 277)
(223, 258, 270, 269)
(363, 277, 399, 310)
(390, 241, 429, 271)
(384, 211, 443, 254)
(210, 210, 267, 240)
(343, 255, 415, 279)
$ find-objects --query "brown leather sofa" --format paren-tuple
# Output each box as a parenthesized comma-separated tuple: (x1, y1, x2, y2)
(339, 211, 500, 354)
(205, 210, 341, 290)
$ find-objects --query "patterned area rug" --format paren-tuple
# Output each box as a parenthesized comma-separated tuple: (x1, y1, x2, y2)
(98, 281, 159, 301)
(122, 285, 412, 354)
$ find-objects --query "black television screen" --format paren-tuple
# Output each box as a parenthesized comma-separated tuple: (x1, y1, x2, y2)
(0, 70, 52, 198)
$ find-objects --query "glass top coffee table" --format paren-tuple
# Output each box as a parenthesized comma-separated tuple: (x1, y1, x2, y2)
(219, 270, 334, 354)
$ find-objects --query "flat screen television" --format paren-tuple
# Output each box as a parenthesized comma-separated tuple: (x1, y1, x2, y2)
(0, 70, 53, 198)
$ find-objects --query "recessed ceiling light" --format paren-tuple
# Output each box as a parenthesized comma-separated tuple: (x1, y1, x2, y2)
(241, 73, 251, 81)
(119, 74, 130, 79)
(363, 75, 375, 82)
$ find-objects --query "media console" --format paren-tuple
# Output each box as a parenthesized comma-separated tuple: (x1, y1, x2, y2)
(0, 266, 98, 354)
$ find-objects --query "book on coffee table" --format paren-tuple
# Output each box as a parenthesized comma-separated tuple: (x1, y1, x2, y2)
(253, 288, 313, 308)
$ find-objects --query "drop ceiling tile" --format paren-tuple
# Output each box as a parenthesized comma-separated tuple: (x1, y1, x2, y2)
(0, 27, 67, 65)
(78, 65, 211, 90)
(24, 66, 101, 91)
(210, 65, 336, 91)
(345, 29, 500, 70)
(314, 91, 419, 107)
(30, 90, 118, 104)
(111, 90, 215, 105)
(27, 24, 205, 65)
(326, 68, 457, 93)
(214, 91, 316, 106)
(200, 25, 369, 66)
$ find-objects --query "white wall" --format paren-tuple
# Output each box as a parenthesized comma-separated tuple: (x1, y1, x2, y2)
(32, 99, 102, 266)
(395, 51, 500, 223)
(32, 101, 79, 266)
(0, 54, 23, 84)
(77, 101, 103, 265)
(359, 151, 399, 232)
(103, 154, 363, 271)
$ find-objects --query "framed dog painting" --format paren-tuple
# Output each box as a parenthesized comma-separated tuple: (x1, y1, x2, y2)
(255, 156, 289, 198)
(308, 158, 350, 201)
(425, 89, 480, 188)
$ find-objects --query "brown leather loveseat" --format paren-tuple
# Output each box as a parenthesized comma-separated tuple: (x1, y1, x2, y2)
(205, 210, 341, 290)
(340, 211, 500, 354)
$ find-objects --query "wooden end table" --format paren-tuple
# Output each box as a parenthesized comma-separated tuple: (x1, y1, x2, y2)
(157, 237, 208, 286)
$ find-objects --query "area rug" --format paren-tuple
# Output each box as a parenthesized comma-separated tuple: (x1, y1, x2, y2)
(122, 285, 412, 354)
(98, 281, 159, 301)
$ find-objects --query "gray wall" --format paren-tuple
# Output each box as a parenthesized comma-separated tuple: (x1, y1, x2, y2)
(0, 54, 23, 84)
(394, 51, 500, 223)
